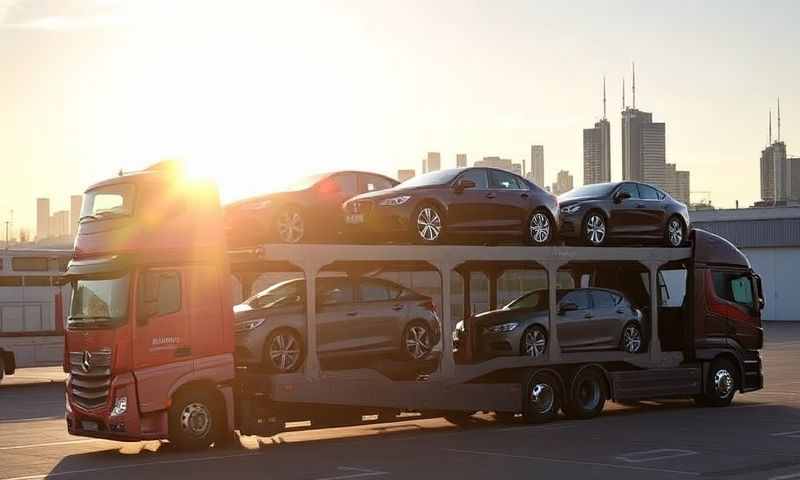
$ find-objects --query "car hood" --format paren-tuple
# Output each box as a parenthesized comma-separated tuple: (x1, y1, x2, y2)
(233, 304, 268, 322)
(558, 195, 602, 206)
(474, 307, 547, 326)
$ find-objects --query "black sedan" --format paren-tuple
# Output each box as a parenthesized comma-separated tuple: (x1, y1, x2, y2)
(342, 167, 559, 245)
(224, 171, 398, 247)
(557, 181, 690, 247)
(453, 288, 645, 360)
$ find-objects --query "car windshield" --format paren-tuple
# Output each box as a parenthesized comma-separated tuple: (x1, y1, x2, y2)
(397, 169, 462, 188)
(559, 183, 615, 200)
(285, 173, 329, 191)
(80, 184, 136, 221)
(69, 274, 131, 328)
(506, 290, 548, 310)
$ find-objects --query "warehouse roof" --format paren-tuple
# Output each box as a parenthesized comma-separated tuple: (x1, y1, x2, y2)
(691, 207, 800, 248)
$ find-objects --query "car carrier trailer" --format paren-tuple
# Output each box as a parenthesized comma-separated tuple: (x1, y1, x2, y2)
(63, 163, 764, 450)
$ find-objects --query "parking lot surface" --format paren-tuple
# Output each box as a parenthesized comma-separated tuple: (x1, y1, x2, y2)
(1, 323, 799, 480)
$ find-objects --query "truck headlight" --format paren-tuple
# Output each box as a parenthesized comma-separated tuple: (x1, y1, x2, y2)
(111, 396, 127, 417)
(235, 318, 265, 333)
(561, 204, 582, 214)
(379, 195, 411, 206)
(484, 322, 519, 334)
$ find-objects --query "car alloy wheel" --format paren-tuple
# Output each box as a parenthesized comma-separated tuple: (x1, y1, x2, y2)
(180, 402, 212, 439)
(416, 207, 442, 242)
(522, 326, 547, 357)
(268, 331, 302, 372)
(622, 323, 643, 353)
(529, 212, 551, 245)
(585, 214, 606, 245)
(277, 211, 305, 243)
(405, 324, 432, 360)
(667, 218, 683, 247)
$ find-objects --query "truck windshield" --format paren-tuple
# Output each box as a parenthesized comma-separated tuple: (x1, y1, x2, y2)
(69, 274, 130, 328)
(80, 184, 136, 222)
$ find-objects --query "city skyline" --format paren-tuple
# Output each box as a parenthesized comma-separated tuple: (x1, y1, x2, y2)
(1, 1, 798, 232)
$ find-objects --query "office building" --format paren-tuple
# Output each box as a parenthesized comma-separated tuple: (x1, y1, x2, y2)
(36, 198, 50, 241)
(551, 170, 574, 196)
(50, 210, 70, 238)
(675, 170, 690, 205)
(474, 157, 523, 176)
(70, 195, 82, 236)
(583, 78, 611, 185)
(760, 103, 790, 203)
(398, 169, 415, 183)
(530, 145, 544, 187)
(620, 66, 666, 188)
(790, 157, 800, 201)
(422, 152, 441, 174)
(761, 144, 776, 202)
(456, 153, 467, 168)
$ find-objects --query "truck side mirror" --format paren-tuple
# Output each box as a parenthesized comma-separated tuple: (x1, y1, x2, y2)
(754, 274, 765, 311)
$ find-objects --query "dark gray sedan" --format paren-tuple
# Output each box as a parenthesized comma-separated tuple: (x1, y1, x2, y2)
(454, 288, 644, 359)
(235, 277, 441, 373)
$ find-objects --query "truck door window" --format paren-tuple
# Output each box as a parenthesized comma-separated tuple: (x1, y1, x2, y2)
(140, 271, 181, 317)
(713, 271, 755, 309)
(659, 269, 687, 307)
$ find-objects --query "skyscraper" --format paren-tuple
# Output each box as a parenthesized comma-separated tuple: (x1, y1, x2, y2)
(36, 198, 50, 241)
(456, 153, 467, 168)
(760, 104, 790, 203)
(422, 152, 441, 174)
(676, 170, 690, 205)
(474, 157, 523, 176)
(530, 145, 544, 187)
(397, 169, 415, 182)
(551, 170, 574, 195)
(70, 195, 83, 236)
(789, 157, 800, 201)
(50, 210, 70, 238)
(621, 66, 666, 188)
(583, 77, 611, 185)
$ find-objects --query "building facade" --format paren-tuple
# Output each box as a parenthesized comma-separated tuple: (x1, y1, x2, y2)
(397, 169, 415, 182)
(36, 198, 50, 241)
(551, 170, 574, 196)
(456, 153, 467, 168)
(621, 108, 666, 189)
(530, 145, 544, 187)
(761, 141, 790, 202)
(70, 195, 82, 236)
(583, 118, 611, 185)
(474, 156, 524, 176)
(422, 152, 441, 174)
(790, 157, 800, 201)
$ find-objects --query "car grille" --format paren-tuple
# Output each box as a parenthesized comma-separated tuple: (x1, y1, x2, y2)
(347, 200, 374, 215)
(68, 349, 112, 410)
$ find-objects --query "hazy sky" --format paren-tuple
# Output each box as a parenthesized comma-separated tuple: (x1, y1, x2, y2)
(0, 0, 797, 234)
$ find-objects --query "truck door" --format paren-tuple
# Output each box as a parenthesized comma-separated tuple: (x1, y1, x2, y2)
(133, 268, 191, 369)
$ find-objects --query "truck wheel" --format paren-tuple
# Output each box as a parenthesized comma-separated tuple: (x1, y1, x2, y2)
(695, 358, 738, 407)
(168, 390, 221, 451)
(521, 370, 561, 424)
(563, 368, 607, 419)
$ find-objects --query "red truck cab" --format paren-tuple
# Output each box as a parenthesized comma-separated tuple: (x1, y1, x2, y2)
(64, 161, 236, 449)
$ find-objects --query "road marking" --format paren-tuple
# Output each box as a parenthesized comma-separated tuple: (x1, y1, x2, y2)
(0, 439, 103, 451)
(770, 472, 800, 480)
(314, 466, 389, 480)
(0, 451, 262, 480)
(446, 448, 700, 476)
(616, 448, 699, 463)
(771, 431, 800, 439)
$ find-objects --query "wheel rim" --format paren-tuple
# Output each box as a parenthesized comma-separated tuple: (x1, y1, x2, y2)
(180, 402, 212, 438)
(576, 378, 601, 410)
(523, 328, 547, 357)
(277, 212, 304, 243)
(586, 215, 606, 245)
(668, 219, 683, 246)
(714, 368, 734, 398)
(417, 207, 442, 242)
(623, 325, 642, 353)
(269, 333, 301, 371)
(405, 325, 431, 359)
(529, 382, 555, 414)
(529, 213, 551, 244)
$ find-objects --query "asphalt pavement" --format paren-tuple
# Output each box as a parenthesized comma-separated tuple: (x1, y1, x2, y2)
(2, 323, 800, 480)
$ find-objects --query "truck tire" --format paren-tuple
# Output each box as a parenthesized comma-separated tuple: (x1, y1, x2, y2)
(563, 368, 607, 419)
(695, 358, 738, 407)
(168, 389, 221, 451)
(521, 370, 561, 424)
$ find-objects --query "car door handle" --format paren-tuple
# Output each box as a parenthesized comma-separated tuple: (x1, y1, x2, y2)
(392, 305, 404, 311)
(636, 204, 646, 208)
(584, 313, 594, 319)
(486, 192, 497, 199)
(347, 311, 358, 316)
(521, 193, 529, 198)
(616, 308, 625, 314)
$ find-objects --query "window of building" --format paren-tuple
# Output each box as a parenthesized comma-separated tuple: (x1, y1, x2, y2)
(12, 257, 49, 272)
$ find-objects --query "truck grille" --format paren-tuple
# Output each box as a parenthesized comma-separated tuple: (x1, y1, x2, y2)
(68, 350, 112, 410)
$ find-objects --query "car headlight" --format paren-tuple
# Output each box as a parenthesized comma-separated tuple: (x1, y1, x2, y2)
(561, 204, 582, 214)
(111, 396, 127, 417)
(455, 320, 464, 331)
(484, 322, 519, 334)
(235, 318, 265, 333)
(379, 195, 411, 206)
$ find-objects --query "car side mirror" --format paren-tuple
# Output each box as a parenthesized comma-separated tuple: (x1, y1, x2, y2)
(454, 179, 476, 193)
(558, 302, 578, 313)
(614, 191, 631, 203)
